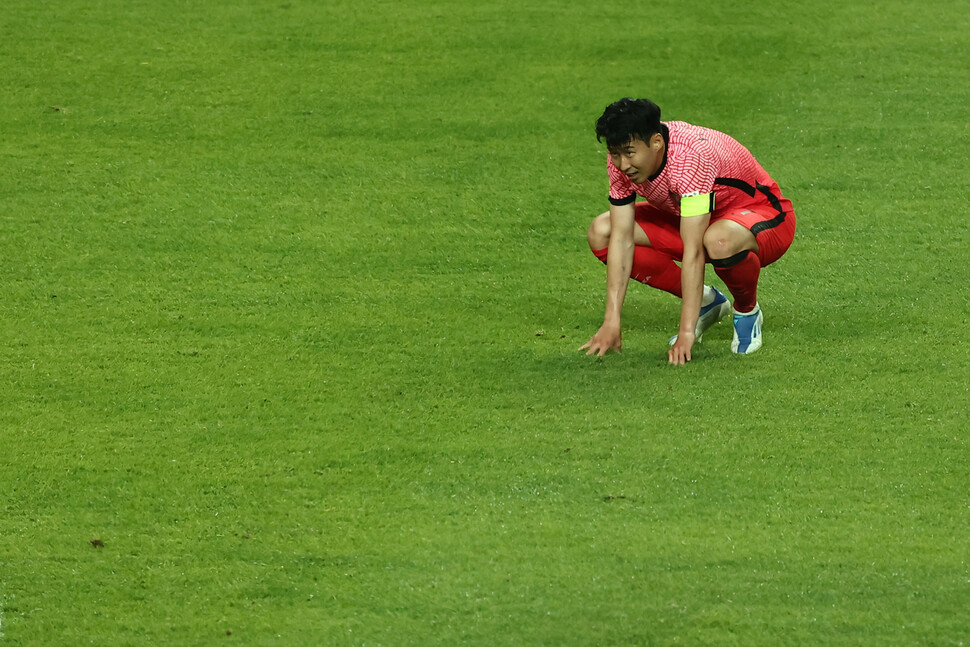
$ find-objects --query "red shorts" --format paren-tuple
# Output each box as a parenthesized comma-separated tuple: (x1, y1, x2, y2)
(634, 200, 796, 267)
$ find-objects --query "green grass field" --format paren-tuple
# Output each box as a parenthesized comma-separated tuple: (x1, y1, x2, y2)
(2, 0, 969, 644)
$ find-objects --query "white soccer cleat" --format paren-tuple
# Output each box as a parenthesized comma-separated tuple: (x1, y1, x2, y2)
(731, 305, 763, 354)
(669, 286, 731, 345)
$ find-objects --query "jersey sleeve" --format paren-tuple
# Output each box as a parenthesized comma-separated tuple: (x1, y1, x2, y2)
(606, 155, 636, 205)
(671, 146, 717, 216)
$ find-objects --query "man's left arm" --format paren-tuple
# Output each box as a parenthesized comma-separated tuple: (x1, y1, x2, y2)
(668, 211, 710, 365)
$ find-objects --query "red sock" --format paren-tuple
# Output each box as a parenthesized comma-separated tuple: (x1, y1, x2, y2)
(713, 250, 760, 312)
(592, 246, 682, 297)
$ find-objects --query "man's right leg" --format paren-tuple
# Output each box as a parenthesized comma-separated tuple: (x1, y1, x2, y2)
(586, 206, 684, 297)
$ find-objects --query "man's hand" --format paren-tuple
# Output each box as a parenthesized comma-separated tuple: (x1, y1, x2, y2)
(668, 331, 695, 365)
(580, 323, 622, 357)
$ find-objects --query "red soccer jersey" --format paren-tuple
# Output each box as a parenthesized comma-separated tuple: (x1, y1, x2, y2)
(607, 121, 790, 217)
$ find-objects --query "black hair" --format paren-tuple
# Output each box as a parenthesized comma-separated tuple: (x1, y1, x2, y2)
(595, 98, 662, 150)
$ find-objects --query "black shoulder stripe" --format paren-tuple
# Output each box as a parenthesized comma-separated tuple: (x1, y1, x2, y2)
(714, 177, 785, 213)
(756, 182, 784, 213)
(714, 177, 756, 196)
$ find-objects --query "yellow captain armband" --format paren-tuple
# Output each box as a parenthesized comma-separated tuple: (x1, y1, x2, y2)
(681, 191, 715, 217)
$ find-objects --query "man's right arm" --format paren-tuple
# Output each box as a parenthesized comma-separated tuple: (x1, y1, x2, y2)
(581, 201, 636, 356)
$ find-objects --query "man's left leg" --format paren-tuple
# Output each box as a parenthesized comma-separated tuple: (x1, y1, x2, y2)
(704, 209, 796, 354)
(704, 217, 760, 309)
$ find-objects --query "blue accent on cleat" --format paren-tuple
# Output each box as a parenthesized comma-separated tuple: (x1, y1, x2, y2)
(731, 305, 763, 354)
(696, 287, 731, 341)
(669, 286, 731, 345)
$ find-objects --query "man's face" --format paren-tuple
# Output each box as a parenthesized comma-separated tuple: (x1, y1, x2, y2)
(608, 133, 665, 184)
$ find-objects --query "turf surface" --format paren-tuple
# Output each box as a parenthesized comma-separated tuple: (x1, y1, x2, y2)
(1, 0, 969, 644)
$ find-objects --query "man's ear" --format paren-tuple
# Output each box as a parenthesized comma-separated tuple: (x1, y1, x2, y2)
(650, 132, 664, 150)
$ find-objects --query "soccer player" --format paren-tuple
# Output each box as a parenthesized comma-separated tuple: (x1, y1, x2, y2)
(580, 98, 796, 364)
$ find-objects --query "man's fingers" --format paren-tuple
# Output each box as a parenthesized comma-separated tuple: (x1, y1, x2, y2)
(667, 348, 691, 365)
(581, 334, 620, 357)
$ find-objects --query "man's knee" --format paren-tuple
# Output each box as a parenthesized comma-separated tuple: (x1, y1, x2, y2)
(703, 220, 757, 260)
(587, 211, 611, 250)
